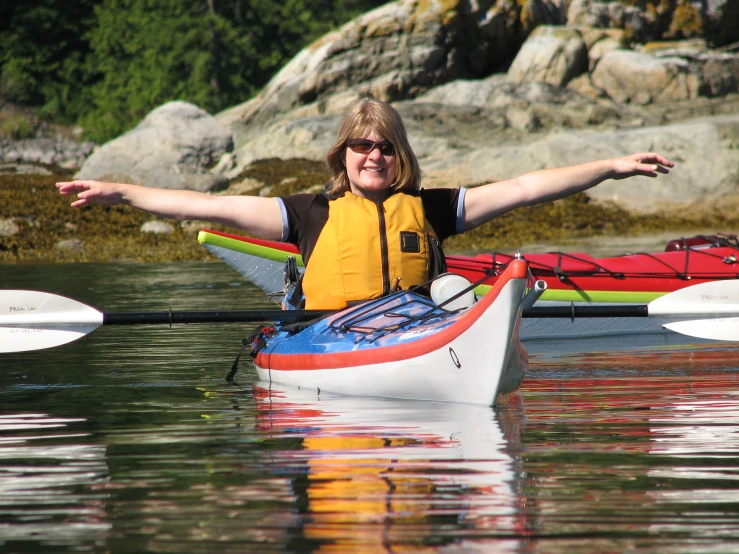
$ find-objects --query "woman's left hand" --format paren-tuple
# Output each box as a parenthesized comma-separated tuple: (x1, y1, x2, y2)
(610, 153, 674, 180)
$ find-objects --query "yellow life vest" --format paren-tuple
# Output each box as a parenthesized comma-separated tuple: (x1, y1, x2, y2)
(302, 192, 438, 310)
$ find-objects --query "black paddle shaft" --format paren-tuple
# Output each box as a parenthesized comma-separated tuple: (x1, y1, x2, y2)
(102, 309, 331, 325)
(522, 304, 649, 319)
(100, 305, 649, 326)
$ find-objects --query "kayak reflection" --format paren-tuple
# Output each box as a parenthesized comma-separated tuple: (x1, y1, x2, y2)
(254, 382, 530, 551)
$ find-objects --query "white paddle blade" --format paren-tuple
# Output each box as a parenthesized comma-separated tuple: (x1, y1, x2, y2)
(649, 280, 739, 317)
(0, 290, 103, 326)
(663, 317, 739, 342)
(0, 291, 103, 352)
(0, 325, 100, 353)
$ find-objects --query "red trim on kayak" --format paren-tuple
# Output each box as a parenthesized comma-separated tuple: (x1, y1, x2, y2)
(254, 259, 527, 371)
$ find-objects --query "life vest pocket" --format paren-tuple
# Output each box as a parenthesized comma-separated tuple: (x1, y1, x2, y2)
(400, 231, 420, 253)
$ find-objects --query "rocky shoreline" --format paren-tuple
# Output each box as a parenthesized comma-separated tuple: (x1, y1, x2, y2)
(2, 162, 738, 265)
(0, 137, 95, 173)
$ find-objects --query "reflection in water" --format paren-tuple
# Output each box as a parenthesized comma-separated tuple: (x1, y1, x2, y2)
(253, 383, 528, 552)
(521, 346, 739, 552)
(0, 414, 110, 549)
(3, 263, 739, 552)
(647, 390, 739, 533)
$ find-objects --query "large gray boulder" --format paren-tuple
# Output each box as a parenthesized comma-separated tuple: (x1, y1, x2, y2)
(507, 25, 589, 87)
(76, 101, 232, 191)
(419, 113, 739, 213)
(591, 50, 703, 104)
(219, 0, 568, 129)
(416, 75, 622, 129)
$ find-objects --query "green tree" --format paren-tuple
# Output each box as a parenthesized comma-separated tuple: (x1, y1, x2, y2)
(81, 0, 252, 140)
(1, 0, 386, 141)
(0, 0, 98, 121)
(82, 0, 387, 142)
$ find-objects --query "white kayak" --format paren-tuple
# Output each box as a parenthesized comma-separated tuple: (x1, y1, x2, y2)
(251, 260, 530, 406)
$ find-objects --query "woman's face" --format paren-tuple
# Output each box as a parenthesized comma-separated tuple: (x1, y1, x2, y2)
(344, 130, 397, 202)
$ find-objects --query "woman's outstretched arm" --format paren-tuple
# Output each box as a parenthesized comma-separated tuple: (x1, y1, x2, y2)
(461, 153, 674, 231)
(56, 180, 284, 240)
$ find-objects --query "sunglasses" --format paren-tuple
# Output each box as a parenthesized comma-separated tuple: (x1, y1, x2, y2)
(346, 138, 395, 157)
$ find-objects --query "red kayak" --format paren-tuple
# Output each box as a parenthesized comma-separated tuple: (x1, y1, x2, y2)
(448, 234, 739, 302)
(197, 229, 739, 303)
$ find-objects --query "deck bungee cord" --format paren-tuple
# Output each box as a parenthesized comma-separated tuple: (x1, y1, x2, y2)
(325, 263, 500, 340)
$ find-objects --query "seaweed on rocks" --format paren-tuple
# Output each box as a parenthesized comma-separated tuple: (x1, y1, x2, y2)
(0, 169, 220, 263)
(1, 160, 738, 264)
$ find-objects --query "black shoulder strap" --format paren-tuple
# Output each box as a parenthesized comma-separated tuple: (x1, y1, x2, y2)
(428, 235, 447, 279)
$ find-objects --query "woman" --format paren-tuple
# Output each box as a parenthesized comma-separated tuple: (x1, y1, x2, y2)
(57, 98, 673, 309)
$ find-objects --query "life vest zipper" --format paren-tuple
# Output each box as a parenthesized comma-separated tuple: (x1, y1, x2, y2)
(375, 201, 391, 295)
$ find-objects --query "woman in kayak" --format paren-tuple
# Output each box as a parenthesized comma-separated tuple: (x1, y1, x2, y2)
(57, 98, 673, 310)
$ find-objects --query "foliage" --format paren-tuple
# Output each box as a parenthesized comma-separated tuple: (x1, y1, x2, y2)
(1, 0, 387, 142)
(0, 112, 35, 139)
(230, 158, 329, 196)
(0, 0, 98, 121)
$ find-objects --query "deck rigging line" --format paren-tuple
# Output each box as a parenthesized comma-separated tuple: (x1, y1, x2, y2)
(470, 234, 739, 281)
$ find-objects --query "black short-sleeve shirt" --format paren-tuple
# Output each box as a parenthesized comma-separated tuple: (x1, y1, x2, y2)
(279, 188, 463, 265)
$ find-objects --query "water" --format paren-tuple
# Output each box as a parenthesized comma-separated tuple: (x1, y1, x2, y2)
(2, 262, 739, 553)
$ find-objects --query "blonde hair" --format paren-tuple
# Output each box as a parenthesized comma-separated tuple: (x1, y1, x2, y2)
(326, 98, 421, 196)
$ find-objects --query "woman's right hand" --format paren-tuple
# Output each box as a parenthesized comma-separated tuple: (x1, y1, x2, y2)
(56, 180, 126, 208)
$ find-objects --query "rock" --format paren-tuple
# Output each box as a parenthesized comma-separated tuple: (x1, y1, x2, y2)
(507, 25, 589, 87)
(0, 163, 53, 175)
(567, 0, 707, 44)
(140, 220, 175, 234)
(0, 137, 95, 169)
(219, 114, 342, 179)
(506, 107, 541, 131)
(417, 75, 593, 110)
(220, 0, 540, 129)
(640, 38, 708, 58)
(592, 49, 702, 104)
(76, 101, 232, 192)
(56, 239, 84, 252)
(419, 113, 739, 213)
(519, 0, 568, 32)
(580, 28, 627, 71)
(0, 219, 19, 236)
(204, 6, 739, 205)
(700, 52, 739, 97)
(566, 73, 608, 100)
(567, 0, 654, 40)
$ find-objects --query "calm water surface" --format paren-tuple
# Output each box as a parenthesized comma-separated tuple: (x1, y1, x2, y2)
(2, 262, 739, 553)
